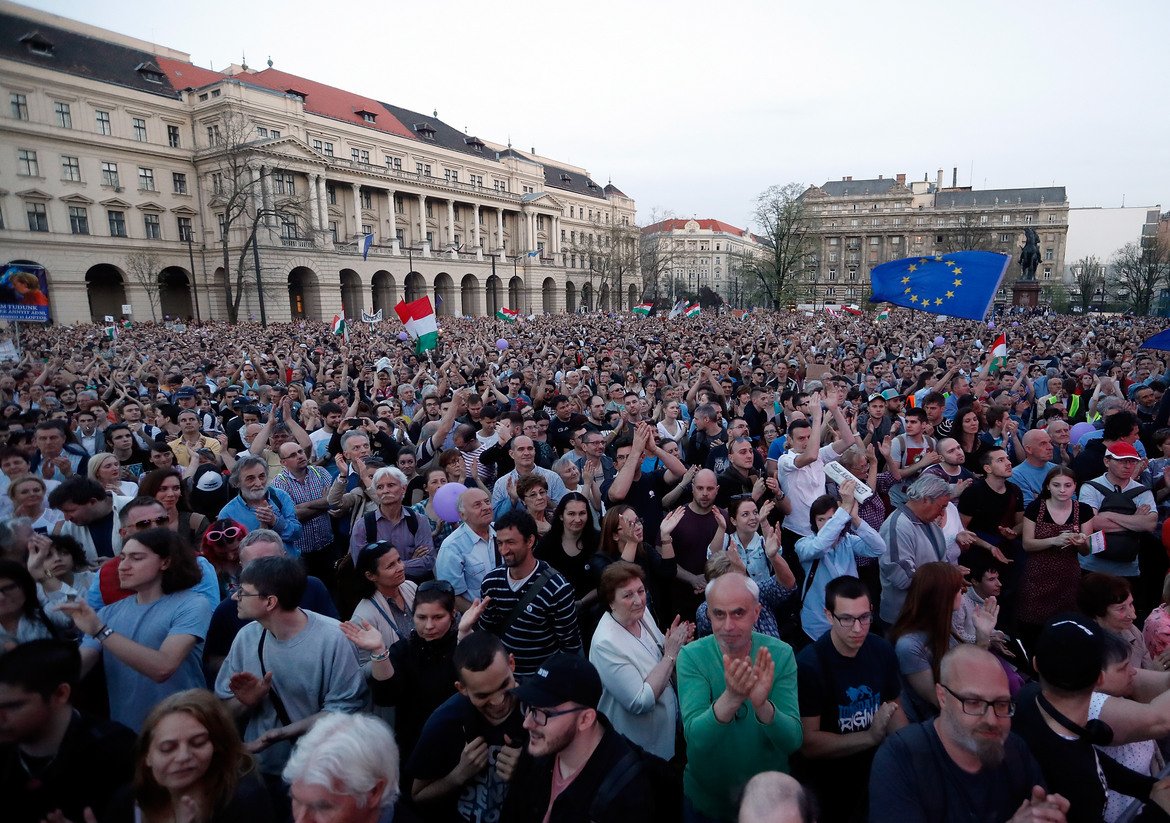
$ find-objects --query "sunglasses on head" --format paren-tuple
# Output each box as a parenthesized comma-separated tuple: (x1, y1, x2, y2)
(418, 579, 454, 595)
(207, 526, 244, 544)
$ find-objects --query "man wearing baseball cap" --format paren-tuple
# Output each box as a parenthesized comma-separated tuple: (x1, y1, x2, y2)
(1014, 615, 1170, 821)
(1078, 441, 1156, 585)
(502, 653, 657, 822)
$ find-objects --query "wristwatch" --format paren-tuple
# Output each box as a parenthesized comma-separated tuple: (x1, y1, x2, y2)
(95, 625, 115, 642)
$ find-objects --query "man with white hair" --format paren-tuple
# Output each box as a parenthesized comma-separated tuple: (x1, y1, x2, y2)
(878, 474, 955, 626)
(285, 712, 404, 823)
(678, 573, 802, 822)
(218, 455, 302, 549)
(348, 465, 434, 581)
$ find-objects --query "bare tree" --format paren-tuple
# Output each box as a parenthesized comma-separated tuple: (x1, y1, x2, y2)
(938, 212, 997, 254)
(123, 249, 164, 322)
(637, 209, 682, 301)
(749, 183, 816, 309)
(1069, 255, 1105, 313)
(1112, 237, 1169, 316)
(568, 217, 640, 310)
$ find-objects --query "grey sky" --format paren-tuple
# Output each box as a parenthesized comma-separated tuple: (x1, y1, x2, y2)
(23, 0, 1168, 230)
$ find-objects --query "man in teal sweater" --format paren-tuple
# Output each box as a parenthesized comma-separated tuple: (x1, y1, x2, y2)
(677, 573, 803, 822)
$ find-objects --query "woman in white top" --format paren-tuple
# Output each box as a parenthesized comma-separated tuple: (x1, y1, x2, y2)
(351, 541, 418, 676)
(7, 473, 63, 534)
(655, 400, 687, 453)
(589, 560, 693, 760)
(88, 451, 139, 497)
(719, 496, 794, 591)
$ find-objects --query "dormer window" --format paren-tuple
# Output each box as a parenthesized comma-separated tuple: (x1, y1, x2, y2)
(465, 136, 485, 152)
(560, 173, 572, 184)
(20, 31, 54, 57)
(135, 61, 165, 84)
(586, 180, 597, 190)
(356, 109, 377, 123)
(415, 123, 436, 140)
(285, 89, 307, 102)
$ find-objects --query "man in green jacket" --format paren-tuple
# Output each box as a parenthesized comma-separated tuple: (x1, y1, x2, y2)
(677, 573, 803, 822)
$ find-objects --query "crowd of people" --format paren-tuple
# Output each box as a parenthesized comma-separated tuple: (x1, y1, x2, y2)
(4, 306, 1170, 822)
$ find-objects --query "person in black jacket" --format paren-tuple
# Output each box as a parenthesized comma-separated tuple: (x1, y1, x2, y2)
(503, 653, 655, 823)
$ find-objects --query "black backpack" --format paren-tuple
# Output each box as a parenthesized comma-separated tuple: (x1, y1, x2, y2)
(1085, 480, 1149, 563)
(589, 743, 681, 823)
(334, 508, 420, 616)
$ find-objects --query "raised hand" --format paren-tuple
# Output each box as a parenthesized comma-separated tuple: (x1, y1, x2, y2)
(339, 619, 385, 652)
(458, 596, 491, 641)
(659, 506, 686, 538)
(229, 671, 273, 708)
(722, 653, 757, 703)
(972, 595, 1000, 639)
(748, 646, 775, 708)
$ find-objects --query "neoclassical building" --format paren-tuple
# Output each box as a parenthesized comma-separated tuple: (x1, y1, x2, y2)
(639, 218, 766, 305)
(0, 2, 636, 325)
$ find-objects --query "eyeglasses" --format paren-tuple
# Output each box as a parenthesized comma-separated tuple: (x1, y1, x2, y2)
(832, 612, 874, 629)
(232, 589, 268, 600)
(206, 526, 244, 544)
(622, 516, 643, 527)
(128, 515, 170, 531)
(418, 579, 454, 594)
(730, 493, 755, 502)
(939, 684, 1015, 718)
(521, 703, 585, 727)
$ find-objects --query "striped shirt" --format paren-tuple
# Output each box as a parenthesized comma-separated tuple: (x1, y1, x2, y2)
(478, 559, 581, 676)
(271, 465, 333, 554)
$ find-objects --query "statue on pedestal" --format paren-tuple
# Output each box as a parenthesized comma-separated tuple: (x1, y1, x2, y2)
(1019, 227, 1041, 281)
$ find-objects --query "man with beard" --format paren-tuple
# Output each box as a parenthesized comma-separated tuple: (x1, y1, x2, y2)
(921, 437, 975, 499)
(869, 644, 1067, 822)
(218, 455, 302, 549)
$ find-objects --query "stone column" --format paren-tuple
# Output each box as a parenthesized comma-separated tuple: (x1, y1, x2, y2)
(352, 183, 363, 238)
(472, 204, 481, 250)
(446, 199, 455, 246)
(315, 176, 327, 235)
(258, 165, 273, 226)
(417, 194, 427, 245)
(307, 173, 320, 232)
(497, 207, 506, 251)
(386, 187, 396, 245)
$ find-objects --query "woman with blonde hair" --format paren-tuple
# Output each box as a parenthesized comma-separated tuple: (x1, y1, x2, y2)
(88, 451, 139, 497)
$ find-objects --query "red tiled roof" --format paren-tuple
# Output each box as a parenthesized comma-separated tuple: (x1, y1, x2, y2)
(244, 68, 417, 140)
(641, 218, 746, 235)
(155, 56, 228, 89)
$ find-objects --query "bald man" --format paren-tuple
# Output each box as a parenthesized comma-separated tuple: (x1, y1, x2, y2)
(738, 772, 815, 823)
(1010, 429, 1058, 507)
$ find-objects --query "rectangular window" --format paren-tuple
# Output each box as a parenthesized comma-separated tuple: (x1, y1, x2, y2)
(17, 149, 38, 176)
(426, 231, 434, 245)
(132, 117, 147, 141)
(425, 202, 433, 218)
(211, 173, 223, 195)
(351, 148, 360, 163)
(892, 236, 901, 244)
(359, 150, 370, 164)
(360, 190, 372, 209)
(54, 101, 72, 128)
(256, 126, 269, 138)
(1024, 214, 1034, 224)
(269, 130, 280, 139)
(101, 161, 119, 187)
(10, 92, 28, 120)
(416, 162, 431, 177)
(326, 184, 337, 205)
(362, 223, 373, 236)
(272, 172, 295, 196)
(206, 125, 221, 145)
(493, 179, 508, 192)
(138, 167, 155, 191)
(999, 233, 1011, 242)
(322, 141, 333, 157)
(167, 124, 181, 147)
(61, 155, 81, 182)
(469, 173, 483, 187)
(829, 237, 838, 245)
(444, 169, 459, 183)
(281, 217, 298, 240)
(1045, 248, 1054, 261)
(172, 172, 187, 194)
(869, 237, 880, 245)
(144, 213, 161, 239)
(396, 228, 404, 244)
(107, 209, 127, 237)
(329, 221, 338, 243)
(1048, 214, 1059, 223)
(95, 109, 111, 135)
(27, 202, 48, 232)
(312, 139, 322, 152)
(1043, 267, 1052, 279)
(177, 216, 193, 241)
(69, 205, 89, 235)
(1002, 215, 1011, 224)
(217, 213, 227, 238)
(386, 156, 402, 172)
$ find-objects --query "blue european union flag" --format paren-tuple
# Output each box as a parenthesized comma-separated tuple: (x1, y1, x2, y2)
(1140, 329, 1170, 351)
(868, 251, 1010, 321)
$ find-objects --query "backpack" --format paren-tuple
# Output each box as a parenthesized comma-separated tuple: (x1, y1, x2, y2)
(335, 508, 419, 617)
(1085, 480, 1149, 563)
(589, 743, 681, 823)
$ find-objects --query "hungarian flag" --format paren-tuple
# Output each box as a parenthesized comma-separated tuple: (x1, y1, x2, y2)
(989, 333, 1008, 374)
(633, 302, 653, 316)
(104, 325, 118, 340)
(876, 309, 889, 322)
(330, 312, 348, 343)
(843, 305, 863, 316)
(496, 306, 519, 323)
(685, 303, 700, 319)
(396, 297, 439, 352)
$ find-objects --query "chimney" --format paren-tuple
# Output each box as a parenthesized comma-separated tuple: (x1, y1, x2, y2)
(845, 176, 853, 181)
(896, 173, 906, 185)
(952, 167, 958, 188)
(531, 146, 536, 155)
(878, 174, 884, 180)
(937, 169, 944, 190)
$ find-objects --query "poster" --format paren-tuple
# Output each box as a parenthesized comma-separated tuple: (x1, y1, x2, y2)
(0, 262, 50, 323)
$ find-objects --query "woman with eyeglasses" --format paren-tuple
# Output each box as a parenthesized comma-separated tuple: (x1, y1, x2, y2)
(516, 473, 553, 537)
(350, 541, 418, 676)
(593, 505, 677, 629)
(199, 519, 247, 600)
(340, 580, 460, 760)
(889, 562, 998, 724)
(139, 468, 210, 549)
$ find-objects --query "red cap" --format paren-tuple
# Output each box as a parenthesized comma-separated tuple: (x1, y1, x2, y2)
(1105, 441, 1141, 461)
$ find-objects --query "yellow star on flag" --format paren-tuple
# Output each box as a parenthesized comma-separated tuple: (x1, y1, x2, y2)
(946, 290, 955, 298)
(904, 287, 912, 294)
(907, 266, 917, 274)
(952, 267, 962, 275)
(902, 275, 911, 282)
(934, 298, 943, 306)
(953, 279, 962, 287)
(910, 295, 919, 303)
(934, 255, 943, 261)
(918, 258, 928, 264)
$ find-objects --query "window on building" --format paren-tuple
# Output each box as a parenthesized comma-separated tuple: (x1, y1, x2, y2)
(999, 233, 1011, 242)
(17, 149, 38, 176)
(416, 162, 431, 177)
(326, 184, 336, 205)
(206, 125, 221, 145)
(107, 209, 127, 237)
(329, 221, 338, 242)
(1043, 267, 1052, 279)
(95, 110, 111, 135)
(167, 124, 181, 147)
(362, 223, 373, 236)
(359, 150, 370, 164)
(1002, 215, 1011, 224)
(177, 216, 192, 241)
(211, 172, 224, 195)
(360, 190, 372, 209)
(829, 237, 838, 245)
(54, 101, 71, 128)
(68, 205, 89, 235)
(395, 228, 405, 244)
(217, 213, 227, 238)
(101, 161, 119, 187)
(26, 202, 48, 232)
(870, 237, 880, 245)
(10, 92, 29, 120)
(850, 218, 859, 227)
(211, 89, 220, 98)
(426, 231, 434, 245)
(281, 217, 298, 240)
(445, 169, 459, 183)
(322, 141, 333, 156)
(469, 173, 482, 187)
(1024, 214, 1034, 224)
(132, 117, 147, 141)
(826, 286, 836, 297)
(386, 156, 402, 172)
(1048, 214, 1059, 223)
(829, 252, 839, 262)
(173, 172, 187, 194)
(272, 172, 295, 196)
(425, 202, 433, 218)
(256, 126, 269, 138)
(144, 213, 161, 239)
(198, 93, 208, 102)
(493, 179, 507, 193)
(1045, 248, 1054, 261)
(827, 268, 837, 281)
(138, 167, 155, 191)
(61, 155, 81, 182)
(351, 148, 360, 163)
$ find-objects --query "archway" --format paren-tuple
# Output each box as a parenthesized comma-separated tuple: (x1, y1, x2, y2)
(627, 284, 638, 310)
(485, 275, 502, 318)
(580, 282, 593, 312)
(340, 269, 362, 320)
(599, 284, 611, 311)
(508, 275, 523, 313)
(461, 274, 480, 317)
(434, 272, 454, 316)
(288, 267, 321, 320)
(84, 264, 127, 323)
(372, 271, 396, 316)
(542, 277, 557, 314)
(404, 271, 425, 303)
(158, 267, 193, 320)
(565, 281, 577, 313)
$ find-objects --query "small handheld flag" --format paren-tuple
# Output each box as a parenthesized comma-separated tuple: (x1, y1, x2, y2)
(633, 302, 653, 317)
(330, 313, 349, 343)
(869, 251, 1009, 322)
(685, 303, 700, 319)
(496, 307, 519, 323)
(988, 333, 1008, 374)
(668, 300, 687, 319)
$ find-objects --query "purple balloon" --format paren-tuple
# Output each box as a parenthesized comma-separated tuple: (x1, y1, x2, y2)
(397, 331, 409, 341)
(1069, 422, 1096, 443)
(496, 338, 509, 351)
(933, 336, 945, 347)
(1011, 321, 1020, 327)
(987, 321, 996, 329)
(432, 482, 468, 523)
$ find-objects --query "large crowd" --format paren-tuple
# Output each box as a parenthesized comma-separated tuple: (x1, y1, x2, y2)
(4, 306, 1170, 822)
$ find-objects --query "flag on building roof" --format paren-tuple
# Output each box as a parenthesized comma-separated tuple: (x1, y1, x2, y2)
(633, 302, 653, 317)
(869, 251, 1009, 322)
(685, 303, 700, 319)
(330, 312, 349, 342)
(359, 233, 373, 261)
(988, 333, 1008, 374)
(668, 299, 687, 319)
(395, 297, 439, 352)
(496, 306, 519, 323)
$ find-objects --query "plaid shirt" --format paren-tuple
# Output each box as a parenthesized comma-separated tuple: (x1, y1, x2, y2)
(271, 465, 333, 554)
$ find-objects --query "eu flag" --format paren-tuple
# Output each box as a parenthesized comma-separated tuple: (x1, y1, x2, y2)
(868, 251, 1010, 321)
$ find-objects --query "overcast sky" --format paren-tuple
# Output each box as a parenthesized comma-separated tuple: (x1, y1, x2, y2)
(23, 0, 1170, 231)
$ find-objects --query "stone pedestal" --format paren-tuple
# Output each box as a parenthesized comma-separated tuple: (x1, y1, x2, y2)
(1012, 280, 1041, 308)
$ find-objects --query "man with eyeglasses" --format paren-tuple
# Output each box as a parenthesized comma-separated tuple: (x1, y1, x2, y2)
(271, 441, 334, 578)
(796, 575, 904, 822)
(502, 652, 656, 821)
(870, 644, 1066, 823)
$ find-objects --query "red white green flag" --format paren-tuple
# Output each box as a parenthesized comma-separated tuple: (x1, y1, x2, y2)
(496, 306, 519, 323)
(395, 297, 438, 352)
